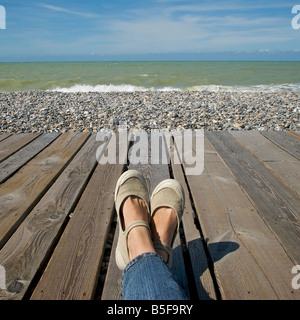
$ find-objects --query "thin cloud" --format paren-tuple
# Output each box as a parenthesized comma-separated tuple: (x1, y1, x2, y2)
(102, 10, 293, 55)
(40, 3, 101, 18)
(165, 2, 296, 14)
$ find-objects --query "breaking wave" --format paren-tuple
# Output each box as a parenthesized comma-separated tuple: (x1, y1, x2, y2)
(49, 83, 300, 93)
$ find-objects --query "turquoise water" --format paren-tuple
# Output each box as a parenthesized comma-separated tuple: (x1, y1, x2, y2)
(0, 61, 300, 92)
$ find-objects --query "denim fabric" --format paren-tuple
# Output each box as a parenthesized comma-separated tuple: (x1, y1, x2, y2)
(121, 252, 188, 300)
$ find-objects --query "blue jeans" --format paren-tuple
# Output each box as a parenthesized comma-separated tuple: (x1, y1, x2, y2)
(121, 252, 188, 300)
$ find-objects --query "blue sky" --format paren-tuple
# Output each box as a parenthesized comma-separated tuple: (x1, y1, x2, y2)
(0, 0, 299, 61)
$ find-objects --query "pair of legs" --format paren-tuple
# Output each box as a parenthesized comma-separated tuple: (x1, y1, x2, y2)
(115, 170, 188, 300)
(122, 196, 177, 264)
(120, 196, 188, 300)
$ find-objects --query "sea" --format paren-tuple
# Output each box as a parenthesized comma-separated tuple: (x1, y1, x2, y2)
(0, 61, 300, 93)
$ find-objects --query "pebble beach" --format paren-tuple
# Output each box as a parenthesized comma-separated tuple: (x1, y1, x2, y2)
(0, 90, 299, 133)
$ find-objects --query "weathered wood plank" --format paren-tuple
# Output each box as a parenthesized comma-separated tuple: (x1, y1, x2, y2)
(231, 131, 300, 198)
(186, 136, 299, 299)
(0, 133, 60, 184)
(170, 232, 189, 297)
(261, 131, 300, 161)
(206, 131, 300, 265)
(0, 134, 100, 300)
(289, 131, 300, 139)
(185, 137, 273, 299)
(0, 133, 12, 143)
(100, 131, 131, 301)
(102, 133, 189, 299)
(0, 133, 41, 163)
(0, 132, 90, 248)
(170, 137, 217, 300)
(31, 134, 125, 300)
(101, 224, 123, 300)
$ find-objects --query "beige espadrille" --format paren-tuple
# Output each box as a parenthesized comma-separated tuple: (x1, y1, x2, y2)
(150, 179, 185, 268)
(115, 170, 150, 270)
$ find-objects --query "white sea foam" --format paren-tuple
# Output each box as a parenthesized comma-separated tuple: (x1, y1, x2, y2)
(50, 84, 148, 93)
(49, 83, 300, 93)
(186, 83, 300, 93)
(157, 86, 181, 92)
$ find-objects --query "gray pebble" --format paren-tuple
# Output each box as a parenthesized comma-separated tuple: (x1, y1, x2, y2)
(0, 91, 299, 132)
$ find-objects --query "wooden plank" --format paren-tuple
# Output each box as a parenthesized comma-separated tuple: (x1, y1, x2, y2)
(0, 133, 12, 143)
(231, 131, 300, 198)
(101, 132, 137, 301)
(261, 131, 300, 161)
(0, 133, 41, 163)
(0, 133, 60, 184)
(0, 132, 90, 248)
(100, 131, 131, 301)
(185, 137, 272, 299)
(133, 134, 189, 297)
(31, 134, 125, 300)
(101, 223, 123, 300)
(0, 134, 100, 300)
(170, 231, 189, 296)
(102, 133, 189, 300)
(185, 136, 299, 299)
(206, 131, 300, 265)
(170, 139, 217, 300)
(289, 131, 300, 139)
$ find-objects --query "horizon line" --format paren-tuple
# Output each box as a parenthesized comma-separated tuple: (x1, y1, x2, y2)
(1, 59, 300, 63)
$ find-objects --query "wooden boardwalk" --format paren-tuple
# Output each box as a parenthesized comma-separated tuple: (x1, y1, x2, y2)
(0, 131, 299, 300)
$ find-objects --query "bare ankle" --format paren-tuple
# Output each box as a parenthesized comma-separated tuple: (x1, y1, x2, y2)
(151, 207, 177, 244)
(121, 196, 155, 260)
(150, 207, 178, 263)
(127, 226, 154, 260)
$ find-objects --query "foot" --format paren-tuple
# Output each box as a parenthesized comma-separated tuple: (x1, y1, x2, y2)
(121, 196, 155, 261)
(150, 206, 178, 263)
